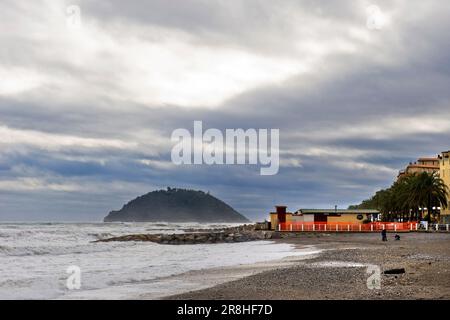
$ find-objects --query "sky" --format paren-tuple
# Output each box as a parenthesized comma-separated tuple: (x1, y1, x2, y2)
(1, 0, 450, 221)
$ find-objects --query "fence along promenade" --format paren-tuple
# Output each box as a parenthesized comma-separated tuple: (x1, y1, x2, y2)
(277, 221, 450, 232)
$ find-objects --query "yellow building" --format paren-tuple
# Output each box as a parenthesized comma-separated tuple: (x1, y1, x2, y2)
(397, 157, 440, 180)
(269, 206, 292, 230)
(295, 209, 380, 224)
(439, 151, 450, 223)
(397, 151, 450, 223)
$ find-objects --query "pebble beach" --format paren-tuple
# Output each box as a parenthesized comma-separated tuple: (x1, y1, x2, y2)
(166, 232, 450, 300)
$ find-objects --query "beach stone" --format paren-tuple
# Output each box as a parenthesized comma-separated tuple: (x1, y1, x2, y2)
(93, 223, 280, 245)
(195, 234, 207, 241)
(271, 232, 282, 239)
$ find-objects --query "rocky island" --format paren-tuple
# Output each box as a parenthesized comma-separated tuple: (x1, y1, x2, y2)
(104, 188, 249, 223)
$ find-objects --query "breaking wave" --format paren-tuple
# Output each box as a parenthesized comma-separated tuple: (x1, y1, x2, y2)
(0, 222, 307, 299)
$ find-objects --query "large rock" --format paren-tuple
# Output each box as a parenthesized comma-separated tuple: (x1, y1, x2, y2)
(104, 188, 249, 223)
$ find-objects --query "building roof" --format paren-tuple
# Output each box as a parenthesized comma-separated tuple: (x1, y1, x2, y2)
(407, 164, 439, 169)
(297, 209, 380, 214)
(418, 157, 439, 161)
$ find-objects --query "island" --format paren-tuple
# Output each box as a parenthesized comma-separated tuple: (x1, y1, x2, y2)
(103, 188, 250, 223)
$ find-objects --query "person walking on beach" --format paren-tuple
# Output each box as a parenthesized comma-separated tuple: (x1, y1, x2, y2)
(381, 229, 387, 241)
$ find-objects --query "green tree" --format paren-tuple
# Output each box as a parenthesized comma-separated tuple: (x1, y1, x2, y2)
(349, 172, 448, 222)
(407, 172, 449, 223)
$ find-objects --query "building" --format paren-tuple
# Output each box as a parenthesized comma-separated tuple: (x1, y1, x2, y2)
(397, 157, 440, 180)
(269, 206, 380, 230)
(396, 152, 449, 223)
(269, 206, 292, 230)
(439, 151, 450, 223)
(295, 208, 380, 223)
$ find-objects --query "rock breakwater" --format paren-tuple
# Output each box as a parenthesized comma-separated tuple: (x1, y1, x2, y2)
(95, 224, 276, 245)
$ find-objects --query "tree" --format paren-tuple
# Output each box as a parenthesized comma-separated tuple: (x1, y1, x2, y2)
(407, 172, 449, 223)
(349, 172, 448, 222)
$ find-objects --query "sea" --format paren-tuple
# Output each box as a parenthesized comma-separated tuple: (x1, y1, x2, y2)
(0, 222, 312, 299)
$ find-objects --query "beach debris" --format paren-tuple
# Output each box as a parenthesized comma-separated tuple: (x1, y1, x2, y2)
(383, 268, 406, 274)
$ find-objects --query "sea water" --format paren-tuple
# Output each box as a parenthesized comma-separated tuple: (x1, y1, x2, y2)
(0, 222, 310, 299)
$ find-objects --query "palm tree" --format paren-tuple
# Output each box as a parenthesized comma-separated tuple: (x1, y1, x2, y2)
(407, 172, 449, 223)
(400, 174, 421, 220)
(350, 172, 448, 223)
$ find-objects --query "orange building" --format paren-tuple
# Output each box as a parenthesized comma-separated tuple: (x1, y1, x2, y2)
(269, 206, 380, 230)
(397, 157, 440, 179)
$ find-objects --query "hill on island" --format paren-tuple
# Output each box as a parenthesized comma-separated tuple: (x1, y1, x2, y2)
(104, 188, 250, 223)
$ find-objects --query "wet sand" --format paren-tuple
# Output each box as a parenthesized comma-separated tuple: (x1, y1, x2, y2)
(137, 245, 321, 299)
(165, 232, 450, 300)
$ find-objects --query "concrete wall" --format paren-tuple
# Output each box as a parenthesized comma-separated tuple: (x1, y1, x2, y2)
(328, 214, 364, 224)
(269, 213, 278, 230)
(418, 158, 440, 166)
(289, 215, 314, 222)
(290, 215, 304, 222)
(285, 213, 293, 223)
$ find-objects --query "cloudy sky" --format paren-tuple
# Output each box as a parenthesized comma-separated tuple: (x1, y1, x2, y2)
(1, 0, 450, 221)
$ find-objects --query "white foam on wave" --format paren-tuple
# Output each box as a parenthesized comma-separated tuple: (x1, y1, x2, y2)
(0, 223, 316, 300)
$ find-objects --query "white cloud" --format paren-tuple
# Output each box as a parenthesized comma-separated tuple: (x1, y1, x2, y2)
(0, 177, 79, 192)
(291, 113, 450, 142)
(0, 125, 137, 150)
(0, 67, 45, 96)
(139, 158, 175, 170)
(118, 39, 306, 107)
(330, 159, 397, 175)
(3, 1, 308, 107)
(0, 0, 410, 108)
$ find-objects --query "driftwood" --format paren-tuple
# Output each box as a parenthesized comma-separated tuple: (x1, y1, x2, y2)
(383, 268, 406, 274)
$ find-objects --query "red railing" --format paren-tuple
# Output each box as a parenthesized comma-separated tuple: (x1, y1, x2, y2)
(278, 221, 419, 232)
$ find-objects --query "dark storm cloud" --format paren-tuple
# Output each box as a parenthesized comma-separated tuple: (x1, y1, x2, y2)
(1, 0, 450, 221)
